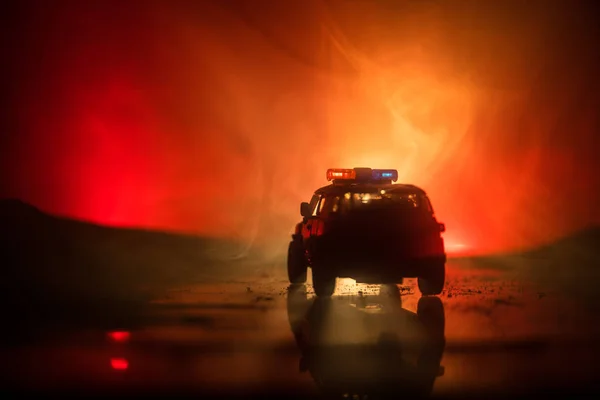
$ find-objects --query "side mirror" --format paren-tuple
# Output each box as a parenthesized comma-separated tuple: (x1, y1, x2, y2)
(438, 222, 446, 233)
(300, 202, 311, 218)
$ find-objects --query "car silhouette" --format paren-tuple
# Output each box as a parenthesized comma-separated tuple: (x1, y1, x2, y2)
(288, 167, 447, 297)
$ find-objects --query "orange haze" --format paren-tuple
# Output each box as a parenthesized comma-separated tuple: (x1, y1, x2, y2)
(2, 0, 599, 258)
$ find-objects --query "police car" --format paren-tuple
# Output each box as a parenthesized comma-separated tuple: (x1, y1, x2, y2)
(287, 167, 446, 297)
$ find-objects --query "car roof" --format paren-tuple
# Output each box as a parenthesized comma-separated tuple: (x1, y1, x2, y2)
(313, 182, 427, 196)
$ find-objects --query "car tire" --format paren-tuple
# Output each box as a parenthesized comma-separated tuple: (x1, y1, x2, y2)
(418, 262, 445, 296)
(287, 241, 307, 284)
(312, 266, 336, 297)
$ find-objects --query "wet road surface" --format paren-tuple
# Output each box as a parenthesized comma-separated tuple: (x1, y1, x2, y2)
(3, 260, 600, 398)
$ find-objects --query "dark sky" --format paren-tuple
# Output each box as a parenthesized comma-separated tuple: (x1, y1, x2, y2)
(1, 0, 599, 258)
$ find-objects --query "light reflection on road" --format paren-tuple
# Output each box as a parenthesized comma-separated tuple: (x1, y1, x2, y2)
(2, 261, 599, 396)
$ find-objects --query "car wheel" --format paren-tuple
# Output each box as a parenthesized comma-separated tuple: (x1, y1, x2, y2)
(287, 241, 307, 284)
(418, 262, 445, 296)
(312, 266, 336, 297)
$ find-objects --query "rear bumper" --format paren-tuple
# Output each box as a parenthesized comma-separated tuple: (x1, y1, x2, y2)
(335, 257, 444, 282)
(311, 240, 446, 281)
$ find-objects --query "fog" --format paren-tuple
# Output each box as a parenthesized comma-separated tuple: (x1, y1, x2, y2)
(2, 0, 599, 259)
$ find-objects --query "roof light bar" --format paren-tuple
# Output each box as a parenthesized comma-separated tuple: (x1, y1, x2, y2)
(326, 167, 399, 182)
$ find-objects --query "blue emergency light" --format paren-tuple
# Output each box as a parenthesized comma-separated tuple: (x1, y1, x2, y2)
(371, 169, 399, 182)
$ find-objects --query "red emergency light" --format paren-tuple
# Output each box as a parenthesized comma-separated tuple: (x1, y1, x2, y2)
(326, 168, 356, 181)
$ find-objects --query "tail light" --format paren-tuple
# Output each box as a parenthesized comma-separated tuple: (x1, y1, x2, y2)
(316, 220, 328, 236)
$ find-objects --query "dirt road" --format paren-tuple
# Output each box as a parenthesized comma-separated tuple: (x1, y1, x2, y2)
(3, 260, 599, 398)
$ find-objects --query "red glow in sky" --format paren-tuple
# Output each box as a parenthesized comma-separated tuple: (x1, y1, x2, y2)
(2, 1, 599, 257)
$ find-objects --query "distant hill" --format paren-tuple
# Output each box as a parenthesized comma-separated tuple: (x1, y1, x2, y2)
(522, 225, 600, 262)
(0, 199, 267, 336)
(452, 225, 600, 308)
(452, 225, 600, 264)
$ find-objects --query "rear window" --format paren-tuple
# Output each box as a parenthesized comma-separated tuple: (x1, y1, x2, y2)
(342, 191, 422, 212)
(316, 190, 434, 218)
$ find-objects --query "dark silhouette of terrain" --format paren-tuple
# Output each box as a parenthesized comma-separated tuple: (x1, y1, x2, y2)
(0, 199, 264, 340)
(452, 225, 600, 307)
(523, 225, 600, 261)
(453, 225, 600, 266)
(2, 198, 599, 340)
